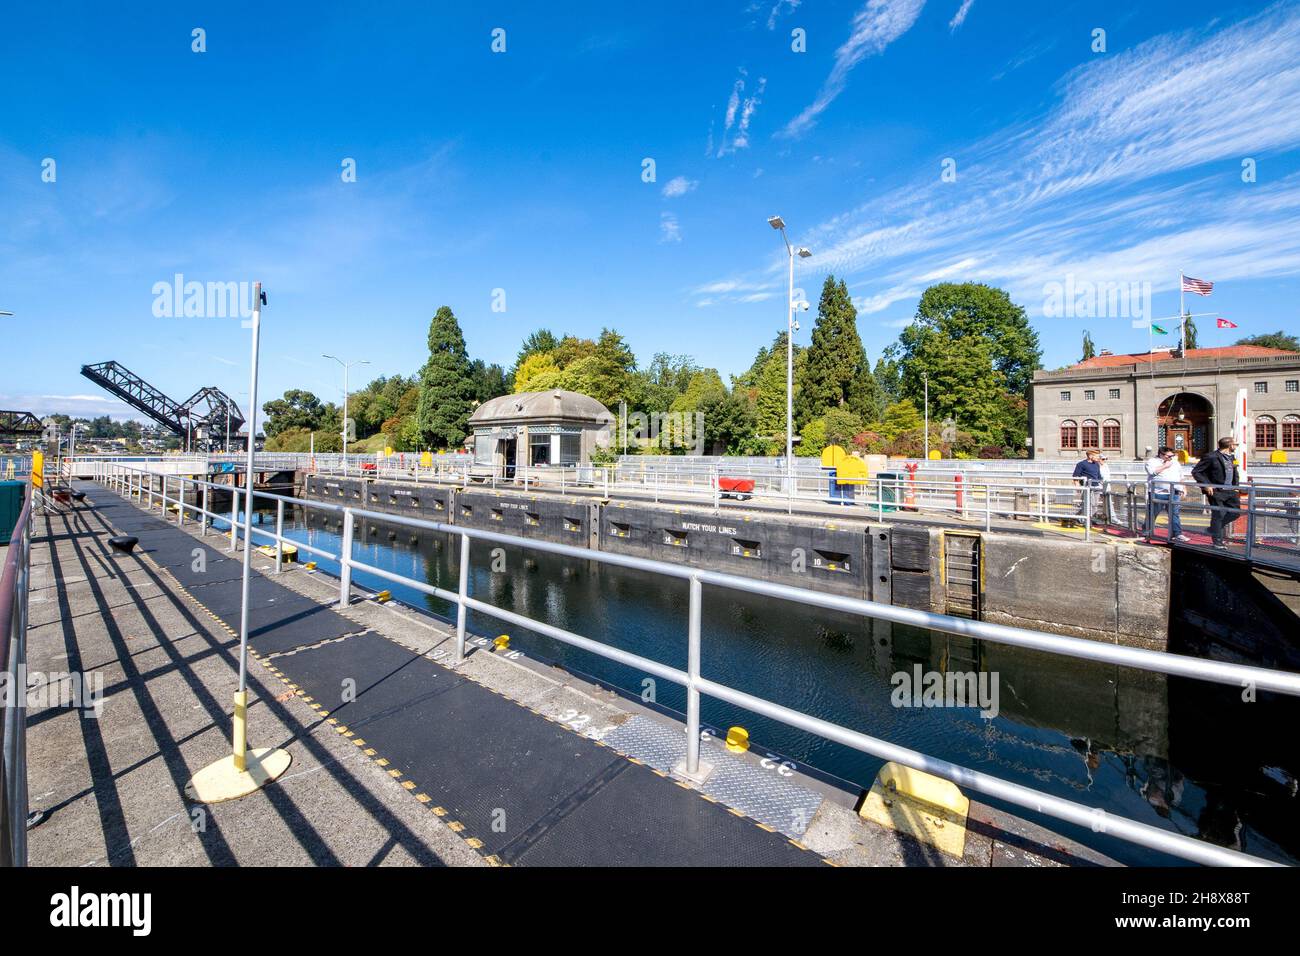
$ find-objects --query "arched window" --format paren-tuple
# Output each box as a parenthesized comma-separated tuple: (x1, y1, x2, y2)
(1283, 415, 1300, 449)
(1081, 419, 1099, 448)
(1255, 415, 1277, 448)
(1060, 419, 1078, 448)
(1102, 419, 1121, 449)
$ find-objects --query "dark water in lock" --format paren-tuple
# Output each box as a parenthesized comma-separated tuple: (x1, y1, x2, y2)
(227, 500, 1300, 866)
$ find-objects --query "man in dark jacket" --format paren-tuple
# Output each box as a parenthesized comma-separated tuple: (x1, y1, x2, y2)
(1191, 437, 1241, 547)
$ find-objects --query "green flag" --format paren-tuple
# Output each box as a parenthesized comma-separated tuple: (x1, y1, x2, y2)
(1151, 323, 1169, 335)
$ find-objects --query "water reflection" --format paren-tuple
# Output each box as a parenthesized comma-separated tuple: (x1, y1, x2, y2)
(288, 507, 1298, 865)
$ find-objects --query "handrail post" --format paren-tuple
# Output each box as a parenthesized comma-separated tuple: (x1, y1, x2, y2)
(1245, 484, 1256, 561)
(228, 485, 239, 552)
(985, 481, 992, 532)
(176, 477, 185, 525)
(275, 498, 285, 573)
(1084, 484, 1092, 542)
(455, 532, 470, 663)
(685, 575, 702, 776)
(338, 508, 354, 608)
(201, 484, 209, 537)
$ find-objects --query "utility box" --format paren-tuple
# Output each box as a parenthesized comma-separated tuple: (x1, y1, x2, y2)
(0, 481, 25, 545)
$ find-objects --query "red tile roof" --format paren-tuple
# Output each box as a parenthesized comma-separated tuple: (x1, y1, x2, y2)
(1070, 345, 1295, 369)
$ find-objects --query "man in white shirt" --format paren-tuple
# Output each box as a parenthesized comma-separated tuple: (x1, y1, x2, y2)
(1144, 446, 1187, 542)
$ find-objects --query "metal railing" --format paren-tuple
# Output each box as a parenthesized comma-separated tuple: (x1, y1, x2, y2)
(93, 460, 1300, 867)
(0, 495, 32, 867)
(65, 455, 1300, 567)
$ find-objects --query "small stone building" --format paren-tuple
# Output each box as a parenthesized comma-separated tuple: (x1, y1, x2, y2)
(467, 390, 613, 475)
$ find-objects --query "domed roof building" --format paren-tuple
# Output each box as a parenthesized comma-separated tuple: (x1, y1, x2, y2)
(467, 389, 613, 474)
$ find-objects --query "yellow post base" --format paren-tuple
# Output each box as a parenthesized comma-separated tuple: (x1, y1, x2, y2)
(859, 761, 969, 859)
(185, 748, 292, 804)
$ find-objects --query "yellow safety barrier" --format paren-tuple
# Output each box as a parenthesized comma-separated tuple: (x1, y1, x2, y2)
(859, 760, 969, 858)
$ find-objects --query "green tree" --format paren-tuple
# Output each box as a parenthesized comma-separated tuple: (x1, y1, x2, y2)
(696, 390, 757, 454)
(1236, 331, 1300, 351)
(515, 329, 558, 370)
(874, 353, 901, 406)
(894, 283, 1041, 447)
(262, 389, 327, 437)
(794, 276, 877, 430)
(797, 406, 865, 457)
(1183, 312, 1199, 350)
(468, 360, 511, 404)
(416, 306, 475, 448)
(1081, 330, 1096, 361)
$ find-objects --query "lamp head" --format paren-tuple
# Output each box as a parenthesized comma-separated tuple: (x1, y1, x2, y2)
(767, 215, 785, 230)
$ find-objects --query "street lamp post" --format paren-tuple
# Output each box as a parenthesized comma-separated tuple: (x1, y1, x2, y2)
(767, 216, 811, 498)
(923, 373, 929, 460)
(185, 281, 291, 802)
(324, 354, 370, 475)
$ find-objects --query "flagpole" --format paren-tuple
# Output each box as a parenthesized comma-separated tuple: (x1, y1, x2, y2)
(1179, 270, 1186, 353)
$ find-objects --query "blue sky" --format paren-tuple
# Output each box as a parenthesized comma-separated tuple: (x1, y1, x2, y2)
(2, 0, 1299, 422)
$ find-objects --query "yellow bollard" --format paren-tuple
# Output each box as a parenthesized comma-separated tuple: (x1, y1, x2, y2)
(232, 690, 248, 772)
(374, 589, 391, 603)
(725, 726, 750, 753)
(493, 634, 511, 651)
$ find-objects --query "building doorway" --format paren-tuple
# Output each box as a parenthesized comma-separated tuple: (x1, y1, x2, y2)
(1157, 393, 1213, 458)
(497, 437, 516, 478)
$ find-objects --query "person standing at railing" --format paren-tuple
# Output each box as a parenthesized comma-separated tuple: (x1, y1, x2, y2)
(1191, 437, 1242, 549)
(1143, 447, 1188, 542)
(1071, 449, 1104, 524)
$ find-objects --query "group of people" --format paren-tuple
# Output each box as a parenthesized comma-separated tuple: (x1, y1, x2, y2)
(1071, 438, 1243, 548)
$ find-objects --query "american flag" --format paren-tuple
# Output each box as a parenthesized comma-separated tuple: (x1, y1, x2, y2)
(1182, 275, 1214, 296)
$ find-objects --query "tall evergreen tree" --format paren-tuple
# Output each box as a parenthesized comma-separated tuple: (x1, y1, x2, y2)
(1081, 330, 1096, 361)
(793, 276, 877, 430)
(1183, 312, 1199, 350)
(416, 306, 475, 448)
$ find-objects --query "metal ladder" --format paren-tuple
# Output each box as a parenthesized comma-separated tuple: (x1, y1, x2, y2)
(943, 531, 982, 620)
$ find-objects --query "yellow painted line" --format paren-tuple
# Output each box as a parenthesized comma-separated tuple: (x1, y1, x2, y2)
(375, 758, 388, 767)
(387, 769, 402, 778)
(415, 793, 431, 803)
(364, 748, 376, 756)
(465, 837, 483, 849)
(756, 822, 775, 832)
(401, 780, 416, 790)
(788, 839, 807, 851)
(352, 738, 366, 747)
(447, 821, 465, 833)
(432, 807, 447, 816)
(484, 855, 502, 867)
(727, 807, 746, 817)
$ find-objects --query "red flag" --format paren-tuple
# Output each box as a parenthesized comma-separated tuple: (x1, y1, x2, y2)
(1216, 318, 1237, 329)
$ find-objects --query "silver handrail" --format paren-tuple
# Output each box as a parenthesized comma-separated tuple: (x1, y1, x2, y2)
(96, 460, 1300, 867)
(0, 494, 32, 867)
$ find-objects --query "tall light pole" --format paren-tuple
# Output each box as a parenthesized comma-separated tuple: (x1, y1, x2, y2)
(923, 372, 929, 460)
(186, 281, 290, 802)
(768, 216, 811, 495)
(324, 354, 369, 475)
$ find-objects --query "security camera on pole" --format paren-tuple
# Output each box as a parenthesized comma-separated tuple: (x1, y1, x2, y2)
(186, 282, 291, 802)
(767, 216, 811, 499)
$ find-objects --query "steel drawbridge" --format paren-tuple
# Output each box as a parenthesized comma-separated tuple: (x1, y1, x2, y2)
(80, 361, 244, 450)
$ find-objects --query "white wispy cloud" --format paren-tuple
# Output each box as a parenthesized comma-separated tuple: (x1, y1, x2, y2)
(949, 0, 974, 31)
(708, 3, 1300, 331)
(659, 211, 683, 244)
(781, 0, 927, 138)
(662, 176, 698, 198)
(716, 71, 767, 156)
(767, 0, 802, 31)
